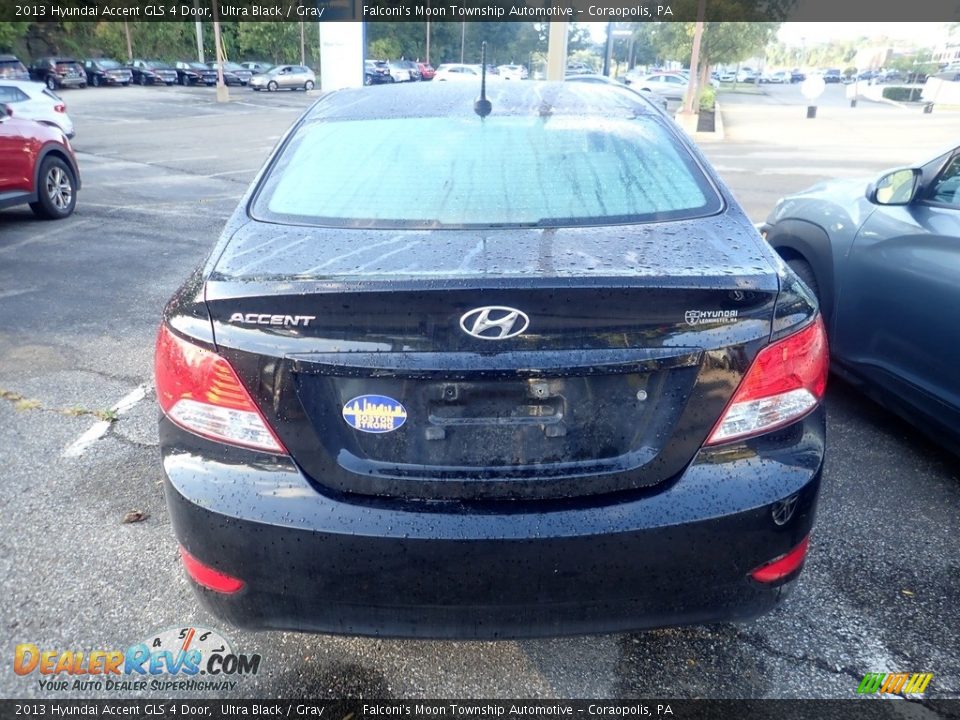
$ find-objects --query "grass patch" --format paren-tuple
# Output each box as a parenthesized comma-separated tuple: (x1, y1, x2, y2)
(717, 83, 765, 95)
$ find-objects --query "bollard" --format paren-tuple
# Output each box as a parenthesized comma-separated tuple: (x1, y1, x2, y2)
(850, 99, 857, 108)
(923, 103, 933, 114)
(806, 105, 817, 119)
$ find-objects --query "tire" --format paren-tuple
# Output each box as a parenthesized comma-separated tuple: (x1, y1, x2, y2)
(785, 257, 821, 304)
(305, 80, 314, 91)
(179, 75, 187, 86)
(92, 74, 101, 87)
(79, 83, 86, 89)
(138, 74, 147, 86)
(364, 74, 373, 86)
(122, 82, 129, 87)
(45, 75, 57, 90)
(267, 80, 278, 92)
(29, 156, 77, 220)
(387, 75, 395, 83)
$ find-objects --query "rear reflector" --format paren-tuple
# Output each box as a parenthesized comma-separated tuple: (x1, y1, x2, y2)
(155, 324, 286, 453)
(180, 546, 245, 594)
(707, 316, 828, 445)
(750, 536, 810, 584)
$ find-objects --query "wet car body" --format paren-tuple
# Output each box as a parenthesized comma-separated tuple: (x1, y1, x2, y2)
(157, 82, 827, 638)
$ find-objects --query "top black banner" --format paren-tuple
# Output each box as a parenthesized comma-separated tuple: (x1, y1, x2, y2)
(5, 0, 960, 22)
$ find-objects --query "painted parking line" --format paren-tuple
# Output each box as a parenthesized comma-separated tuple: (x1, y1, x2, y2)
(62, 385, 150, 458)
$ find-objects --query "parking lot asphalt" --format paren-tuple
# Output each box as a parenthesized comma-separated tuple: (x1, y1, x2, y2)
(1, 82, 958, 701)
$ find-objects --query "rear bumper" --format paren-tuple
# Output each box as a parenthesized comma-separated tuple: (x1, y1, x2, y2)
(161, 411, 824, 639)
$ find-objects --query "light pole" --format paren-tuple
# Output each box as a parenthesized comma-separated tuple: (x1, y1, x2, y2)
(460, 22, 466, 64)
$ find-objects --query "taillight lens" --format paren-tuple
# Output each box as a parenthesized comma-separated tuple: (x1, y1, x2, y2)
(180, 546, 245, 594)
(750, 535, 810, 584)
(707, 316, 828, 445)
(54, 104, 66, 113)
(155, 324, 286, 453)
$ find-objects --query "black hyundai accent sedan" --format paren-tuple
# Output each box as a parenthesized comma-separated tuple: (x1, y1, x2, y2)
(156, 81, 827, 638)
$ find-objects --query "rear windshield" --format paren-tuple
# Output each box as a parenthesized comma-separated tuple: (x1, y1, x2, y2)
(252, 115, 721, 229)
(0, 59, 27, 75)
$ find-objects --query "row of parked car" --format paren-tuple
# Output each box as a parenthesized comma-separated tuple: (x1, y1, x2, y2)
(0, 53, 314, 91)
(364, 60, 530, 85)
(717, 67, 911, 85)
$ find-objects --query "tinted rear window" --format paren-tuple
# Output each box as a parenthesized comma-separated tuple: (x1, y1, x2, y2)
(252, 115, 721, 229)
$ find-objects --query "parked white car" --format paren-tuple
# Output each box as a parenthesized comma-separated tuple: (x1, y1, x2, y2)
(434, 64, 481, 82)
(497, 64, 526, 81)
(631, 72, 688, 100)
(386, 62, 412, 83)
(0, 80, 74, 137)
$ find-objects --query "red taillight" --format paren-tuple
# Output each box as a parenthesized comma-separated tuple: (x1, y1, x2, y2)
(707, 316, 828, 445)
(54, 103, 66, 113)
(154, 324, 286, 453)
(750, 536, 810, 584)
(180, 546, 245, 594)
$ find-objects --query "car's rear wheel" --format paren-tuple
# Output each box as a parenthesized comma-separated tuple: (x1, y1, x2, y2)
(387, 75, 395, 83)
(138, 74, 147, 86)
(45, 76, 57, 90)
(92, 74, 101, 87)
(305, 80, 314, 91)
(364, 74, 373, 86)
(267, 80, 278, 92)
(785, 257, 821, 303)
(30, 157, 77, 220)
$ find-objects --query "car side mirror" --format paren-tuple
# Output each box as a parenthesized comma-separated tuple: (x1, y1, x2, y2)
(867, 168, 921, 206)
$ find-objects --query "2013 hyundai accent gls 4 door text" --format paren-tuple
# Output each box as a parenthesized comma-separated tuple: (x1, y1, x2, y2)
(156, 81, 827, 638)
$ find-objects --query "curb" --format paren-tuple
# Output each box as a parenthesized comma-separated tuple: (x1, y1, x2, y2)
(713, 100, 725, 141)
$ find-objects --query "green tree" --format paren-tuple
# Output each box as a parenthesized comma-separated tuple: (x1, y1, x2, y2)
(236, 22, 303, 64)
(0, 22, 29, 52)
(653, 21, 779, 67)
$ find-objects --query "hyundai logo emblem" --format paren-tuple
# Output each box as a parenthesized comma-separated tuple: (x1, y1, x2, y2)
(459, 306, 530, 340)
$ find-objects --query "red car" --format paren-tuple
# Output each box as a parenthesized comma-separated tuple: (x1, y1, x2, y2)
(0, 102, 80, 219)
(417, 62, 435, 81)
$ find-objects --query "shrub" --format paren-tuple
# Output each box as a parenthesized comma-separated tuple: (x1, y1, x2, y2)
(699, 86, 716, 112)
(882, 86, 921, 102)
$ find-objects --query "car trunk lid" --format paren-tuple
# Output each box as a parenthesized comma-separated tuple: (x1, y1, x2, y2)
(206, 222, 779, 500)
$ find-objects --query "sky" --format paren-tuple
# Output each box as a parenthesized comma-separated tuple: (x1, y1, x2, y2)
(584, 22, 954, 48)
(777, 22, 953, 46)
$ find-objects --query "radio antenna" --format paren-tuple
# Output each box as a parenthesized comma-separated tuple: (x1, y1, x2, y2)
(474, 41, 492, 118)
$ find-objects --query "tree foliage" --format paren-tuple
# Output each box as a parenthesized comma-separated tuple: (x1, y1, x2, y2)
(653, 22, 779, 67)
(0, 22, 30, 52)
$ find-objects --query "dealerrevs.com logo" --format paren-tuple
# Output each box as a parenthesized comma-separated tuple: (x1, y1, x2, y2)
(14, 626, 261, 692)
